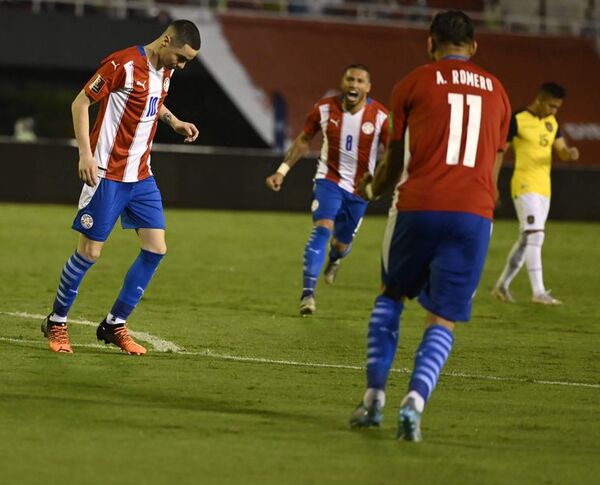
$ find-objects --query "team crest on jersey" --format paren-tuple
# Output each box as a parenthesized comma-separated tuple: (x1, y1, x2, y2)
(163, 77, 170, 93)
(89, 75, 105, 95)
(545, 122, 553, 132)
(311, 199, 319, 212)
(80, 213, 94, 229)
(361, 122, 375, 135)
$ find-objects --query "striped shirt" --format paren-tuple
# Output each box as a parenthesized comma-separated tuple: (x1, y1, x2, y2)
(84, 45, 173, 182)
(303, 96, 389, 195)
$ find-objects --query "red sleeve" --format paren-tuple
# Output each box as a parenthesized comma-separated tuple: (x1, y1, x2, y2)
(302, 103, 322, 137)
(83, 53, 127, 102)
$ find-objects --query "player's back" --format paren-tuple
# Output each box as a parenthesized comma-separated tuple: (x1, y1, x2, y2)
(390, 58, 511, 219)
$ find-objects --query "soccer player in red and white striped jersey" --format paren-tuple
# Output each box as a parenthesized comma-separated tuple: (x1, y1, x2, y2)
(266, 64, 389, 316)
(41, 20, 200, 355)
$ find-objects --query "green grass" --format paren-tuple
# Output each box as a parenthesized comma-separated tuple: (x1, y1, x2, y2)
(1, 203, 599, 484)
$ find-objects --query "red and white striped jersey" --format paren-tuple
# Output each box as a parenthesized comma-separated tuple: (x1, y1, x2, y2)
(84, 45, 173, 182)
(303, 96, 389, 194)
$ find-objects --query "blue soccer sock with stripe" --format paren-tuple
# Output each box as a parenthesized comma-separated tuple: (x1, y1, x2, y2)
(302, 226, 331, 298)
(51, 251, 95, 319)
(366, 295, 404, 392)
(107, 249, 164, 324)
(408, 324, 455, 404)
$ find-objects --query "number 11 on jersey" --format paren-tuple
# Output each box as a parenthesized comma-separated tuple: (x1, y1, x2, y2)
(446, 93, 482, 168)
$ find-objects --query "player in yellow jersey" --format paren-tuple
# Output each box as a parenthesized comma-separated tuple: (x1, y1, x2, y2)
(492, 83, 579, 305)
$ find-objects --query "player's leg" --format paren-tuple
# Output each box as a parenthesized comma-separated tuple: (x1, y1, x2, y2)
(350, 212, 433, 428)
(522, 194, 560, 304)
(324, 193, 367, 285)
(492, 196, 528, 302)
(97, 177, 166, 355)
(300, 180, 341, 315)
(42, 179, 122, 353)
(402, 212, 491, 442)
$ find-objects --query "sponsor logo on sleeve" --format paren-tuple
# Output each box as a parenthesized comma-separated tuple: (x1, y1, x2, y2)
(163, 77, 170, 93)
(89, 75, 106, 95)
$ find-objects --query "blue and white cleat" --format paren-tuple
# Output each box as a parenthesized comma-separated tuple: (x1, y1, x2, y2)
(349, 399, 384, 428)
(299, 295, 316, 316)
(397, 396, 422, 442)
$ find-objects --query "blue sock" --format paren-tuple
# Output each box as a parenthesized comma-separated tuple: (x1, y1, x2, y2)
(366, 295, 404, 390)
(109, 249, 164, 321)
(329, 243, 351, 263)
(409, 325, 454, 403)
(302, 226, 331, 298)
(52, 251, 95, 318)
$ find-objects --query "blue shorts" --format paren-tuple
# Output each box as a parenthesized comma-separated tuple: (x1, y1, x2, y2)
(382, 211, 492, 322)
(72, 177, 165, 242)
(311, 179, 368, 244)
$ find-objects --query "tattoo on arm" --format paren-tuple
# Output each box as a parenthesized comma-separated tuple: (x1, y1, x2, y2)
(161, 112, 172, 125)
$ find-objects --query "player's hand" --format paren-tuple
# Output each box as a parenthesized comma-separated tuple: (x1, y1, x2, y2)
(78, 154, 98, 187)
(173, 121, 199, 143)
(569, 147, 580, 161)
(357, 173, 374, 200)
(266, 173, 284, 192)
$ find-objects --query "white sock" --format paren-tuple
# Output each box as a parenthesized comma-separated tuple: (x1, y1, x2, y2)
(363, 388, 386, 407)
(401, 390, 425, 413)
(106, 313, 126, 325)
(49, 313, 67, 323)
(525, 231, 545, 295)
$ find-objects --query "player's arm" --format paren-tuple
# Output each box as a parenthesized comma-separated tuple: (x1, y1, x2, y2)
(72, 90, 98, 187)
(265, 132, 312, 192)
(158, 105, 199, 143)
(553, 137, 579, 162)
(358, 139, 404, 201)
(492, 145, 508, 206)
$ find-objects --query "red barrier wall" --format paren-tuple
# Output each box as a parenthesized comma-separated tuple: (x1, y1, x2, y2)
(219, 14, 600, 164)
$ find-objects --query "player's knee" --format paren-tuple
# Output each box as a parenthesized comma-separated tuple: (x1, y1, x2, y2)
(79, 246, 102, 262)
(314, 219, 334, 231)
(524, 230, 545, 247)
(331, 239, 349, 253)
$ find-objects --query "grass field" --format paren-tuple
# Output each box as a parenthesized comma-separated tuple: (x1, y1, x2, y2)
(1, 203, 599, 485)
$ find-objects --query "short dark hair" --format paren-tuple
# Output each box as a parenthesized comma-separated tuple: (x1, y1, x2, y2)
(430, 10, 474, 46)
(539, 82, 566, 99)
(170, 20, 201, 50)
(344, 63, 370, 79)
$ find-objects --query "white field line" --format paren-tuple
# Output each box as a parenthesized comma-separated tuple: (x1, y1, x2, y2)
(2, 311, 599, 390)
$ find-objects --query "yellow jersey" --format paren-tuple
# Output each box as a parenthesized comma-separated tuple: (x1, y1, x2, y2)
(509, 109, 561, 198)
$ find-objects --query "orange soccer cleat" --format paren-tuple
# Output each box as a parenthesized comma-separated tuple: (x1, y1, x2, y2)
(96, 320, 147, 355)
(41, 314, 73, 353)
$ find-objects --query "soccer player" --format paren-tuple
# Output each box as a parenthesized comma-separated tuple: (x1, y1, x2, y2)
(348, 10, 511, 442)
(265, 64, 389, 316)
(41, 20, 201, 354)
(492, 83, 579, 305)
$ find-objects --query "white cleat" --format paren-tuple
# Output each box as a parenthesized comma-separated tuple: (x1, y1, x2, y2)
(323, 259, 341, 285)
(299, 295, 316, 316)
(531, 291, 562, 306)
(491, 286, 516, 303)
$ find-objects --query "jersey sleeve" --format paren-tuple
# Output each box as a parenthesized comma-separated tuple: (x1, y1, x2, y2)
(302, 103, 322, 137)
(83, 53, 127, 102)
